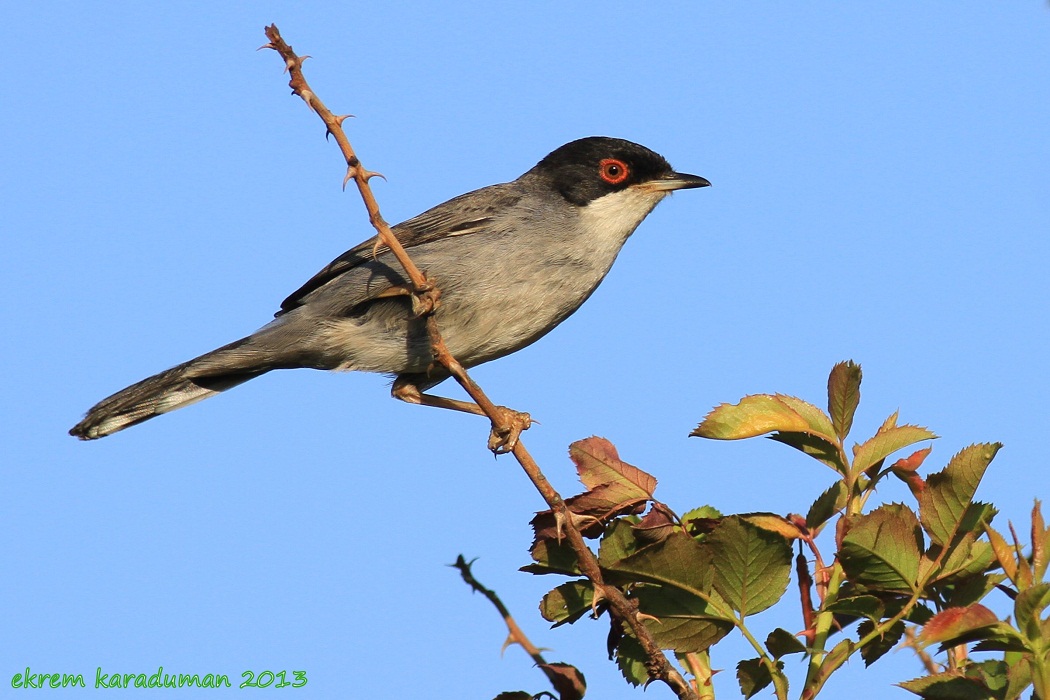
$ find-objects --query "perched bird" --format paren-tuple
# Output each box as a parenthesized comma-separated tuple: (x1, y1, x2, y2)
(70, 137, 709, 440)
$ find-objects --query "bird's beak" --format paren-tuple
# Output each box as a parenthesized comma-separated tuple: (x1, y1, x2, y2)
(639, 171, 712, 192)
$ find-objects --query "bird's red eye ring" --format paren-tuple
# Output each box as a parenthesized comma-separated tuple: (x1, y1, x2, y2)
(599, 158, 629, 185)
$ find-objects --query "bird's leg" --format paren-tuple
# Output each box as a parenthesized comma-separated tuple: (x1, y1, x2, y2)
(391, 375, 532, 454)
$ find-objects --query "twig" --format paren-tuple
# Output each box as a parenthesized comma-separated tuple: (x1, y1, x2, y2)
(261, 25, 697, 700)
(901, 626, 942, 675)
(261, 25, 436, 309)
(452, 555, 547, 664)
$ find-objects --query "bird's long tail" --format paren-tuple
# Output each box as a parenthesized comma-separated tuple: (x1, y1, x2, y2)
(70, 335, 279, 440)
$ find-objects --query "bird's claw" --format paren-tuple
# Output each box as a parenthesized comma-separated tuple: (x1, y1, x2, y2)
(487, 408, 532, 454)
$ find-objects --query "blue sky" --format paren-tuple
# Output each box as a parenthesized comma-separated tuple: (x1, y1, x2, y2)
(3, 2, 1049, 698)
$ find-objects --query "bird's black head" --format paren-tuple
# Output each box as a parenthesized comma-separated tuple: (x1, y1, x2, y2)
(528, 136, 709, 206)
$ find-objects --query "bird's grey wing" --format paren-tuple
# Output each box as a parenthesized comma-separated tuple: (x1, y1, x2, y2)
(277, 181, 523, 315)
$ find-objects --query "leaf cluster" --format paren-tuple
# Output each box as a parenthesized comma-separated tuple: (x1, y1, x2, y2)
(504, 362, 1047, 700)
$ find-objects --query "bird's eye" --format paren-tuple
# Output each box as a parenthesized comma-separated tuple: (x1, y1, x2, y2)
(599, 158, 629, 185)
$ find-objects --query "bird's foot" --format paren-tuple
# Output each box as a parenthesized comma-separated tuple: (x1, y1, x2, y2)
(487, 407, 532, 454)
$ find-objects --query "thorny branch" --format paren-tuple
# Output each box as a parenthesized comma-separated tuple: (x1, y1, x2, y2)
(452, 555, 547, 664)
(261, 23, 697, 700)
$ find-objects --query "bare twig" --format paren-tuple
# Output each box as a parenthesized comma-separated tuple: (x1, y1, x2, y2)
(452, 555, 547, 664)
(261, 25, 436, 310)
(901, 626, 942, 675)
(261, 25, 696, 700)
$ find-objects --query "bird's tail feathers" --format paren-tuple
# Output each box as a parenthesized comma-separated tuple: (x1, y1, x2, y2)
(70, 336, 277, 440)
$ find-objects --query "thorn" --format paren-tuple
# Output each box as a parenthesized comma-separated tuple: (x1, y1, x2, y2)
(590, 586, 607, 616)
(257, 43, 276, 51)
(334, 114, 355, 125)
(300, 89, 317, 113)
(360, 169, 387, 183)
(342, 167, 357, 191)
(371, 238, 383, 259)
(298, 54, 312, 64)
(500, 634, 516, 657)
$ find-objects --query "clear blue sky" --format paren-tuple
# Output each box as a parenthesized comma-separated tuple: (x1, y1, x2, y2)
(3, 3, 1048, 698)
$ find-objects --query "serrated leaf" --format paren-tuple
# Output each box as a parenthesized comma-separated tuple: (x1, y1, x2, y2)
(597, 519, 646, 571)
(1014, 582, 1050, 643)
(898, 672, 998, 699)
(741, 512, 805, 540)
(806, 481, 848, 531)
(570, 437, 656, 501)
(605, 530, 720, 604)
(984, 525, 1019, 584)
(736, 658, 776, 699)
(945, 573, 1006, 608)
(1032, 500, 1048, 581)
(775, 394, 839, 443)
(633, 585, 733, 652)
(523, 538, 580, 576)
(769, 431, 846, 474)
(828, 360, 862, 441)
(765, 628, 806, 659)
(858, 619, 905, 666)
(826, 594, 885, 621)
(840, 504, 923, 593)
(613, 631, 649, 687)
(692, 394, 813, 440)
(852, 424, 938, 476)
(707, 516, 792, 616)
(540, 581, 594, 627)
(919, 605, 999, 645)
(931, 529, 997, 584)
(918, 443, 1001, 547)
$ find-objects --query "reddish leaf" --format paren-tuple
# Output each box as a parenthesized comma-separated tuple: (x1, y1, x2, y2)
(919, 605, 998, 645)
(570, 437, 656, 500)
(537, 663, 586, 700)
(827, 360, 862, 441)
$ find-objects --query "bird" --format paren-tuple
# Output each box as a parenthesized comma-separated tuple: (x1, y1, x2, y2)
(70, 136, 709, 441)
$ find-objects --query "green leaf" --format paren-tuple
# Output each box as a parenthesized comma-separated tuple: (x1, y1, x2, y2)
(707, 516, 792, 616)
(825, 594, 885, 621)
(945, 573, 1006, 608)
(692, 394, 816, 440)
(806, 481, 848, 531)
(858, 619, 905, 666)
(605, 531, 719, 602)
(852, 424, 938, 476)
(840, 504, 924, 593)
(522, 538, 580, 576)
(633, 585, 734, 652)
(828, 360, 862, 441)
(898, 672, 998, 699)
(613, 632, 649, 687)
(930, 527, 997, 585)
(775, 394, 839, 443)
(769, 431, 846, 474)
(765, 628, 806, 659)
(539, 581, 594, 627)
(736, 658, 777, 699)
(597, 519, 646, 572)
(918, 443, 1002, 547)
(1014, 582, 1050, 643)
